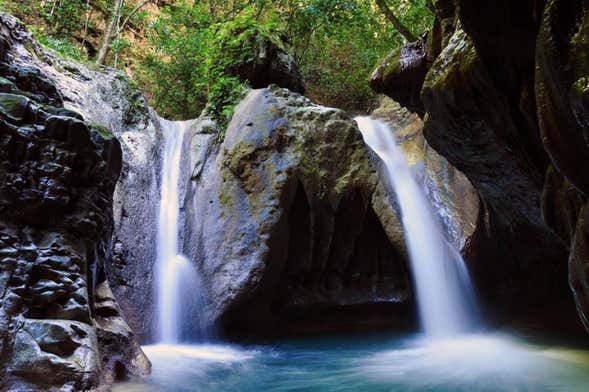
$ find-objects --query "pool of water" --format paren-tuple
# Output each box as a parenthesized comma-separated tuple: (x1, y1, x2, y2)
(114, 332, 589, 391)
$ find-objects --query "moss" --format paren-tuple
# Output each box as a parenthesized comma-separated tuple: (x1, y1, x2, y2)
(111, 73, 149, 126)
(372, 47, 402, 82)
(219, 190, 233, 209)
(570, 12, 589, 76)
(382, 47, 402, 78)
(89, 122, 115, 140)
(572, 77, 589, 95)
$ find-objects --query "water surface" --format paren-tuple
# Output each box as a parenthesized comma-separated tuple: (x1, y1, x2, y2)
(114, 332, 589, 391)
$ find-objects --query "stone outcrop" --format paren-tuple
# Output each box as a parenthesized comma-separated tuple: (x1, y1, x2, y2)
(371, 0, 588, 330)
(185, 86, 415, 337)
(0, 14, 149, 390)
(370, 39, 428, 115)
(226, 32, 306, 95)
(371, 97, 479, 253)
(1, 13, 164, 342)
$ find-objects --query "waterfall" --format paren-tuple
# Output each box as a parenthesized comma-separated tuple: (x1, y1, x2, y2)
(155, 118, 196, 344)
(355, 117, 478, 338)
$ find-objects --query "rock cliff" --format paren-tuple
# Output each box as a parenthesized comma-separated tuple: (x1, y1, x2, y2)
(372, 0, 588, 331)
(0, 14, 149, 390)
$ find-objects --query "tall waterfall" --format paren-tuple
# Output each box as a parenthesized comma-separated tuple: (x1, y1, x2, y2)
(155, 118, 196, 344)
(355, 117, 477, 337)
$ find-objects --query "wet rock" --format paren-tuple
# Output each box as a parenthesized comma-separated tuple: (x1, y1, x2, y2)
(371, 97, 479, 252)
(374, 0, 587, 329)
(542, 166, 585, 246)
(536, 0, 589, 195)
(0, 14, 164, 341)
(0, 14, 149, 390)
(9, 320, 101, 391)
(187, 86, 414, 337)
(0, 92, 30, 121)
(570, 203, 589, 330)
(94, 281, 151, 384)
(370, 39, 428, 115)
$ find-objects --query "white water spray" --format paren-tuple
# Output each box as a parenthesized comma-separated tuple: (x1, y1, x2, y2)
(156, 119, 194, 343)
(355, 117, 477, 337)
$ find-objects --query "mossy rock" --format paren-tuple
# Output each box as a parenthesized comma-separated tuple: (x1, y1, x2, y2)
(0, 76, 17, 93)
(40, 105, 84, 121)
(0, 92, 30, 121)
(90, 122, 115, 140)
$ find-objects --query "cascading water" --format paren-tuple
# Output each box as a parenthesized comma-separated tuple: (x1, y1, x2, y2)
(156, 118, 196, 344)
(116, 116, 589, 392)
(355, 117, 478, 337)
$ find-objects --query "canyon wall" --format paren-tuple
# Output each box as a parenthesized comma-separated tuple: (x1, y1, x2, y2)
(0, 14, 149, 390)
(372, 0, 589, 331)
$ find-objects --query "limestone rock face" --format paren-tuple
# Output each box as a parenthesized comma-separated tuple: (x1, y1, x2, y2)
(535, 0, 589, 194)
(1, 12, 164, 341)
(371, 98, 479, 254)
(185, 86, 414, 337)
(534, 0, 589, 328)
(0, 14, 149, 390)
(370, 0, 588, 329)
(571, 203, 589, 330)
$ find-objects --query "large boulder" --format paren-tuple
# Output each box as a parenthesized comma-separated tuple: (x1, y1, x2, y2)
(224, 29, 306, 94)
(185, 86, 414, 337)
(370, 39, 428, 115)
(0, 14, 149, 390)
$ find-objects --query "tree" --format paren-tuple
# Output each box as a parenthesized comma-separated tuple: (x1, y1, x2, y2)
(97, 0, 154, 65)
(374, 0, 417, 42)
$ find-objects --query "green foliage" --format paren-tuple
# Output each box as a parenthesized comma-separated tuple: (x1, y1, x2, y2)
(289, 1, 387, 110)
(39, 0, 87, 36)
(137, 2, 272, 122)
(110, 37, 132, 56)
(37, 35, 87, 61)
(3, 0, 433, 119)
(206, 76, 248, 126)
(137, 0, 433, 118)
(136, 2, 213, 120)
(283, 0, 432, 111)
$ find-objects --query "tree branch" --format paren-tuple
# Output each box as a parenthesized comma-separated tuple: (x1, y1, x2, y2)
(116, 0, 153, 36)
(375, 0, 418, 42)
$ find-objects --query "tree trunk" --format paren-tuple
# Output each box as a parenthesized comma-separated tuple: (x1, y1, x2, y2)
(375, 0, 418, 42)
(81, 0, 91, 50)
(96, 0, 125, 65)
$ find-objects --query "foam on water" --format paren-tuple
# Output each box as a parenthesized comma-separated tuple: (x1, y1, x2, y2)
(143, 344, 257, 362)
(359, 333, 589, 391)
(114, 334, 589, 391)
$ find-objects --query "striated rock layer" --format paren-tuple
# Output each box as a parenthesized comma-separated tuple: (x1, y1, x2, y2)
(0, 14, 149, 390)
(372, 0, 589, 332)
(1, 13, 165, 342)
